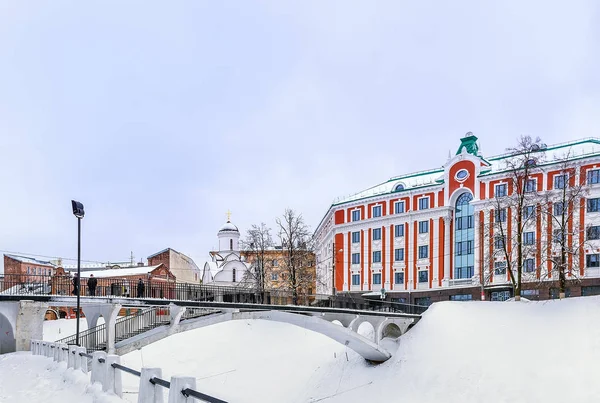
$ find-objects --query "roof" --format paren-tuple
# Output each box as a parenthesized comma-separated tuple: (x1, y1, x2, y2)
(66, 265, 164, 278)
(331, 137, 600, 206)
(4, 254, 56, 268)
(147, 248, 172, 259)
(218, 221, 239, 233)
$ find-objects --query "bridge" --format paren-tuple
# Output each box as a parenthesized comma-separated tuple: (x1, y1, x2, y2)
(0, 294, 422, 363)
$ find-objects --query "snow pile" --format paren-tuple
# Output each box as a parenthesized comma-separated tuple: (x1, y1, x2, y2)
(33, 297, 600, 402)
(0, 352, 124, 403)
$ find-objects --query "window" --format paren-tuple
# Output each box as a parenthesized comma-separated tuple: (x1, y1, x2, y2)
(418, 245, 429, 259)
(491, 290, 511, 301)
(455, 241, 473, 256)
(418, 271, 428, 283)
(550, 287, 571, 299)
(588, 169, 600, 185)
(230, 239, 233, 250)
(554, 174, 567, 189)
(351, 253, 360, 264)
(495, 184, 507, 197)
(494, 261, 507, 275)
(521, 289, 539, 298)
(588, 226, 600, 240)
(394, 272, 404, 284)
(271, 273, 278, 281)
(554, 202, 565, 216)
(373, 228, 381, 241)
(524, 232, 535, 245)
(232, 268, 236, 282)
(494, 235, 505, 250)
(454, 266, 474, 279)
(455, 216, 474, 230)
(352, 231, 360, 243)
(588, 198, 600, 213)
(351, 274, 360, 286)
(373, 273, 381, 285)
(450, 294, 472, 301)
(372, 205, 382, 218)
(586, 254, 600, 268)
(418, 197, 429, 210)
(394, 184, 405, 192)
(582, 286, 600, 296)
(27, 267, 30, 274)
(524, 205, 535, 220)
(418, 220, 429, 234)
(456, 169, 469, 180)
(524, 258, 535, 273)
(525, 178, 537, 192)
(395, 225, 404, 237)
(395, 201, 405, 214)
(394, 248, 404, 262)
(352, 210, 361, 222)
(273, 259, 279, 267)
(372, 251, 381, 263)
(415, 297, 432, 306)
(554, 229, 564, 243)
(495, 209, 506, 223)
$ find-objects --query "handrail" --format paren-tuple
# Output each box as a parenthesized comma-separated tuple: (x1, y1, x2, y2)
(182, 388, 228, 403)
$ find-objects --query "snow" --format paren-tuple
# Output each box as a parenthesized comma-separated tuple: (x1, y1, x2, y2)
(43, 318, 104, 341)
(0, 353, 124, 402)
(66, 265, 161, 278)
(13, 296, 600, 402)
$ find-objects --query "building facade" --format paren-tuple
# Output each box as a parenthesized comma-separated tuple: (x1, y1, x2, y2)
(314, 135, 600, 304)
(148, 248, 202, 284)
(202, 220, 252, 286)
(3, 254, 56, 283)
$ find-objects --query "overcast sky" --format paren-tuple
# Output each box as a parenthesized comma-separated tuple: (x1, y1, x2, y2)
(0, 1, 598, 272)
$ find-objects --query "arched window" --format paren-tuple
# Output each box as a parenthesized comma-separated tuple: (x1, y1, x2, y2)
(230, 239, 233, 250)
(394, 183, 405, 192)
(232, 268, 236, 283)
(454, 192, 475, 279)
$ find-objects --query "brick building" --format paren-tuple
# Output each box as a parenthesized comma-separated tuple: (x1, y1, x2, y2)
(3, 254, 56, 284)
(148, 248, 201, 284)
(314, 135, 600, 304)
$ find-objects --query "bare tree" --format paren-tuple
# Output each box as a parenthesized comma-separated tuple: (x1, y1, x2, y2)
(241, 223, 273, 302)
(539, 150, 590, 298)
(276, 209, 315, 305)
(482, 135, 546, 300)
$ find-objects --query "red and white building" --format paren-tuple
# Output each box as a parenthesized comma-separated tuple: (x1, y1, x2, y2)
(315, 134, 600, 304)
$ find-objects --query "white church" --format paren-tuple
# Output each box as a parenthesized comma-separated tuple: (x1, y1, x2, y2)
(201, 218, 252, 286)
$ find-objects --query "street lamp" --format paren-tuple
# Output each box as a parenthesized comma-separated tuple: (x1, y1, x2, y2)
(71, 200, 84, 346)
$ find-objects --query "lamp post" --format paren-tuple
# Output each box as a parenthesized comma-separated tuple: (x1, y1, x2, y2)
(71, 200, 85, 346)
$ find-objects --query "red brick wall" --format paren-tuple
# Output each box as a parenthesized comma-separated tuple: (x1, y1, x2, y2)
(148, 251, 170, 269)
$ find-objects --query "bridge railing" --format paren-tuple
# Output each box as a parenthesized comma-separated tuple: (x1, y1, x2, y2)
(0, 273, 429, 315)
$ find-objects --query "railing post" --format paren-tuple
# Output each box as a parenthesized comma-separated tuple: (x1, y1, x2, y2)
(91, 351, 107, 386)
(53, 343, 60, 362)
(74, 346, 82, 370)
(138, 368, 164, 403)
(167, 376, 196, 403)
(60, 343, 69, 363)
(77, 347, 88, 373)
(30, 340, 34, 353)
(32, 340, 38, 355)
(68, 345, 77, 368)
(104, 355, 123, 397)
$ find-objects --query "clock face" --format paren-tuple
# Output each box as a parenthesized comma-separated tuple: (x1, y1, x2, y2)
(456, 169, 469, 181)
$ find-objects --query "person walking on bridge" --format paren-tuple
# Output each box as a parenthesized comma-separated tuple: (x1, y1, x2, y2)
(87, 274, 97, 296)
(72, 274, 79, 296)
(137, 278, 145, 298)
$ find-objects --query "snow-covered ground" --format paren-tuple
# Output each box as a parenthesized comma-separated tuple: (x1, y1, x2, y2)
(3, 296, 599, 402)
(0, 353, 124, 402)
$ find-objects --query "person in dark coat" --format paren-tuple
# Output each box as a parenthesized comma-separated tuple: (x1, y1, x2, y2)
(72, 274, 79, 296)
(137, 278, 145, 298)
(87, 274, 98, 296)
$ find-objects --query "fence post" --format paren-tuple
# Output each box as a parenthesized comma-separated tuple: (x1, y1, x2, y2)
(41, 342, 47, 357)
(138, 368, 164, 403)
(91, 351, 107, 386)
(53, 343, 60, 361)
(68, 345, 77, 368)
(30, 340, 34, 353)
(77, 347, 88, 373)
(167, 376, 196, 403)
(104, 354, 123, 397)
(32, 340, 38, 355)
(74, 346, 82, 370)
(60, 343, 69, 363)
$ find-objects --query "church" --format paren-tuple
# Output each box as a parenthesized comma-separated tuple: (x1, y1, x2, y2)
(201, 217, 252, 286)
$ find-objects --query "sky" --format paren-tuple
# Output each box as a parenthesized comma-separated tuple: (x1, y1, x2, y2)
(0, 1, 599, 271)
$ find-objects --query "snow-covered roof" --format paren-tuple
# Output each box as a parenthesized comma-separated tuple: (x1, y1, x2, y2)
(4, 254, 56, 268)
(218, 221, 239, 233)
(66, 265, 163, 278)
(332, 137, 600, 205)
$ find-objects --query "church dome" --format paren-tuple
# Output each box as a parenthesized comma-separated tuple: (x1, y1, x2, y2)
(218, 221, 239, 233)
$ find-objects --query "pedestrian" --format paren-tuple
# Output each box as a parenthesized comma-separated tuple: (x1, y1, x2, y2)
(87, 274, 97, 296)
(72, 274, 79, 296)
(137, 278, 145, 298)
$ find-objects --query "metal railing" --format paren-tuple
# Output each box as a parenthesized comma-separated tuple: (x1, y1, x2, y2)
(106, 359, 228, 403)
(0, 273, 429, 315)
(114, 307, 171, 344)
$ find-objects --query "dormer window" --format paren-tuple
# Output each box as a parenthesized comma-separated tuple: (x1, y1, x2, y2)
(394, 183, 405, 192)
